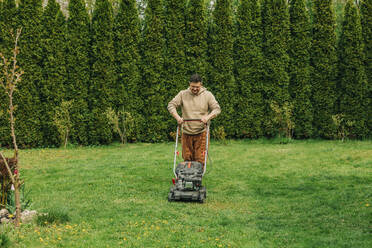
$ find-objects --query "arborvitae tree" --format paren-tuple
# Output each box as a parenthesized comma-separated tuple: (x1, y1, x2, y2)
(261, 0, 291, 137)
(360, 0, 372, 136)
(15, 0, 44, 147)
(140, 0, 167, 142)
(0, 0, 17, 56)
(40, 0, 67, 146)
(310, 0, 338, 138)
(114, 0, 142, 142)
(288, 0, 313, 138)
(337, 0, 368, 138)
(163, 0, 187, 137)
(66, 0, 90, 145)
(0, 0, 17, 146)
(89, 0, 116, 144)
(234, 0, 264, 138)
(185, 0, 208, 78)
(208, 0, 236, 137)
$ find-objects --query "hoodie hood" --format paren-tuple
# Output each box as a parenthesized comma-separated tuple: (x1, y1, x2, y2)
(187, 86, 206, 96)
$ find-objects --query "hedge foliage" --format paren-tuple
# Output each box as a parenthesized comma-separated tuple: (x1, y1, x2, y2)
(337, 0, 368, 138)
(0, 0, 370, 147)
(310, 0, 338, 139)
(288, 0, 313, 138)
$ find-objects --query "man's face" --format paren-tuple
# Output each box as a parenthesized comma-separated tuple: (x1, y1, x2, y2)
(190, 82, 202, 95)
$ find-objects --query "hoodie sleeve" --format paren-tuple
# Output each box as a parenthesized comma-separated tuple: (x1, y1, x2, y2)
(167, 91, 182, 115)
(208, 92, 221, 117)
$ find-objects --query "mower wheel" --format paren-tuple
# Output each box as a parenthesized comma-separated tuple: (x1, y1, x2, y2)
(168, 193, 174, 202)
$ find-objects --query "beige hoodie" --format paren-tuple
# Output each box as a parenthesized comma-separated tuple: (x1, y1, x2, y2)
(167, 87, 221, 135)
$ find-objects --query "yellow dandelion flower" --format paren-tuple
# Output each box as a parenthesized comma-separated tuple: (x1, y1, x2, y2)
(156, 226, 160, 230)
(366, 203, 370, 207)
(58, 237, 62, 240)
(39, 237, 44, 242)
(218, 245, 222, 247)
(215, 238, 220, 241)
(8, 214, 14, 218)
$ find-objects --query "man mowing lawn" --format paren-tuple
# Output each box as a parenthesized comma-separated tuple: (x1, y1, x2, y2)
(167, 73, 221, 165)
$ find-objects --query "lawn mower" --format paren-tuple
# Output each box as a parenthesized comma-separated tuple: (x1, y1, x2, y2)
(168, 119, 209, 203)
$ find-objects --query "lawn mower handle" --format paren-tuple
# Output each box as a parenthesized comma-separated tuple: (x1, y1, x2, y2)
(173, 119, 210, 177)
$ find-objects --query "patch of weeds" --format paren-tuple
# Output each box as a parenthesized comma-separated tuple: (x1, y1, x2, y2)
(6, 183, 32, 214)
(271, 136, 294, 145)
(36, 208, 70, 226)
(0, 233, 10, 248)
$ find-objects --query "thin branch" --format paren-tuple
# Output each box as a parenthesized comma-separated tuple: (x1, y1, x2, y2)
(0, 152, 15, 185)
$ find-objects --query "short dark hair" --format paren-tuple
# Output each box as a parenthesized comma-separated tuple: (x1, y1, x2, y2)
(189, 74, 202, 83)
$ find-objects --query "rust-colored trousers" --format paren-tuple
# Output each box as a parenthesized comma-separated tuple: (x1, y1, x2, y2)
(182, 131, 208, 164)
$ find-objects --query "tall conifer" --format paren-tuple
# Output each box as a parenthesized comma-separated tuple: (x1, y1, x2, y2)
(360, 0, 372, 136)
(0, 0, 17, 56)
(66, 0, 90, 145)
(261, 0, 291, 137)
(89, 0, 116, 144)
(114, 0, 142, 142)
(289, 0, 313, 138)
(40, 0, 67, 146)
(310, 0, 338, 138)
(208, 0, 236, 137)
(140, 0, 167, 142)
(164, 0, 187, 96)
(185, 0, 208, 78)
(163, 0, 187, 136)
(337, 0, 368, 138)
(234, 0, 264, 138)
(0, 0, 17, 146)
(16, 0, 44, 147)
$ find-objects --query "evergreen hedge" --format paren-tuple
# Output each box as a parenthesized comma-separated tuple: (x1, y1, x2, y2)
(0, 0, 370, 146)
(337, 0, 368, 138)
(261, 0, 291, 137)
(208, 0, 236, 137)
(185, 0, 208, 78)
(66, 0, 90, 145)
(89, 0, 116, 145)
(140, 0, 168, 142)
(0, 0, 17, 147)
(288, 0, 313, 138)
(163, 0, 187, 135)
(15, 0, 44, 147)
(40, 0, 67, 146)
(360, 0, 372, 136)
(310, 0, 338, 138)
(114, 0, 143, 142)
(234, 0, 264, 138)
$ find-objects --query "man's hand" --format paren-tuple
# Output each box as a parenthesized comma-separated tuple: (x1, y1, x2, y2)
(177, 117, 184, 125)
(201, 116, 209, 124)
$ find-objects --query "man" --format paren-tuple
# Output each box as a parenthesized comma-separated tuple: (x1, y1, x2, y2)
(167, 74, 221, 164)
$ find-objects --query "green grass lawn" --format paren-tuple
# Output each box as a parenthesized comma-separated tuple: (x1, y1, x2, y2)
(1, 139, 372, 247)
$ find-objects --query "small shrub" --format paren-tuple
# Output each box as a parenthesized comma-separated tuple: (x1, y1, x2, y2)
(105, 108, 136, 144)
(212, 126, 227, 144)
(332, 114, 355, 141)
(270, 101, 295, 140)
(54, 100, 73, 148)
(0, 233, 10, 248)
(36, 208, 70, 226)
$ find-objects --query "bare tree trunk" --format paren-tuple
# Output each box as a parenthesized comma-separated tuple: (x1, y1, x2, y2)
(0, 28, 23, 227)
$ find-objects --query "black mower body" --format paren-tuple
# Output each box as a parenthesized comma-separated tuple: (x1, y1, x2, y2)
(168, 161, 206, 203)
